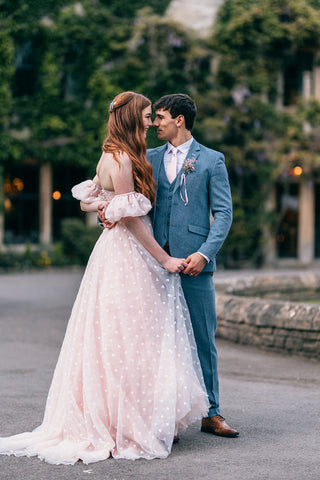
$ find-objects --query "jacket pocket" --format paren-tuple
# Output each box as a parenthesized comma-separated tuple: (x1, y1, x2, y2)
(188, 224, 210, 237)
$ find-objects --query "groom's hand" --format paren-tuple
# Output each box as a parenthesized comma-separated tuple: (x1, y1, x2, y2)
(183, 253, 207, 277)
(97, 202, 116, 229)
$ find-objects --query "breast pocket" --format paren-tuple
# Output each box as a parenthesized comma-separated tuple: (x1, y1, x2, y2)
(185, 173, 204, 189)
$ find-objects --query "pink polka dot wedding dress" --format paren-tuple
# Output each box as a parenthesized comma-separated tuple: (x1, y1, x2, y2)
(0, 181, 208, 465)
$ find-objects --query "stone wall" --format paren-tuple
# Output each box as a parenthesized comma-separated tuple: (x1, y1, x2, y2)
(166, 0, 224, 37)
(215, 272, 320, 359)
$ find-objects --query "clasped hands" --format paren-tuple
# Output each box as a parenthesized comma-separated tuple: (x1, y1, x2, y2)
(97, 202, 116, 229)
(162, 253, 206, 276)
(97, 203, 206, 277)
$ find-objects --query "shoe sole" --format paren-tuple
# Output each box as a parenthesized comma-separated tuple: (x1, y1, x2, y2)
(201, 426, 239, 437)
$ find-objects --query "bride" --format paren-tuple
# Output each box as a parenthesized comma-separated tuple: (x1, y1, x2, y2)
(0, 91, 208, 465)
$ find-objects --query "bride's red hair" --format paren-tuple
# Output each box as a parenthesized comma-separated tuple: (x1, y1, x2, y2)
(102, 91, 156, 205)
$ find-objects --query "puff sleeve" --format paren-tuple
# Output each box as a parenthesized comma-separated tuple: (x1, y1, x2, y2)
(71, 180, 104, 203)
(105, 192, 152, 223)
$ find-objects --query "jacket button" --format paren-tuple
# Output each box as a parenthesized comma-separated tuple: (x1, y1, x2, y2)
(167, 222, 170, 226)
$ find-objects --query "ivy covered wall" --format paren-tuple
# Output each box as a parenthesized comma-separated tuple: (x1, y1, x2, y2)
(1, 0, 320, 264)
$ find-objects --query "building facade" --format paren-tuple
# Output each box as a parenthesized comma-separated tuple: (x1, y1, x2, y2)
(1, 0, 320, 267)
(270, 58, 320, 266)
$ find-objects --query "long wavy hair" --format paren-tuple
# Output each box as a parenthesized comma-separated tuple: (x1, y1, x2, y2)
(102, 91, 156, 205)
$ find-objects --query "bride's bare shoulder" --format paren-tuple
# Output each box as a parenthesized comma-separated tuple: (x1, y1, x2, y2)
(96, 151, 132, 189)
(114, 151, 132, 169)
(97, 151, 113, 168)
(98, 151, 131, 170)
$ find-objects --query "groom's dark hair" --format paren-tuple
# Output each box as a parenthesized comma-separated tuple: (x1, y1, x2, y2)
(154, 94, 197, 131)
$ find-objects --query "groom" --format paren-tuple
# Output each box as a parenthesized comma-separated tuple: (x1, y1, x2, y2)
(148, 94, 238, 437)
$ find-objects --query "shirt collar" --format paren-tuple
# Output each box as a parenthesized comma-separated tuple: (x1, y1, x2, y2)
(167, 137, 193, 154)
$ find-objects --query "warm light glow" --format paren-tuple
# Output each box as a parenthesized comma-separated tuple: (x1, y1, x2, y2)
(4, 178, 11, 194)
(4, 177, 24, 194)
(292, 166, 303, 177)
(52, 190, 61, 200)
(12, 177, 24, 191)
(4, 198, 12, 211)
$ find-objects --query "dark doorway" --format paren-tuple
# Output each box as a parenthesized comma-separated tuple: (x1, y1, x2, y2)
(276, 183, 299, 258)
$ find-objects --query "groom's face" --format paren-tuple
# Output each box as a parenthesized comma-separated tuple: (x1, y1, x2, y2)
(153, 108, 178, 142)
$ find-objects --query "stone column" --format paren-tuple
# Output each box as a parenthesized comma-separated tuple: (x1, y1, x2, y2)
(86, 212, 98, 226)
(303, 71, 312, 100)
(39, 163, 52, 244)
(298, 179, 315, 264)
(263, 186, 277, 265)
(314, 67, 320, 101)
(276, 70, 284, 108)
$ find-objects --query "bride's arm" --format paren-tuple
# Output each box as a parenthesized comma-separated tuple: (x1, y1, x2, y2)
(79, 174, 107, 213)
(80, 199, 106, 212)
(106, 153, 187, 274)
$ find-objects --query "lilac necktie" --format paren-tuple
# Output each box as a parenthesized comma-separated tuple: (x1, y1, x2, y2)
(166, 148, 178, 183)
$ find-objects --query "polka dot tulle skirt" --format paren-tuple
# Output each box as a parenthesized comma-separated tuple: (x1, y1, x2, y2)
(0, 182, 209, 464)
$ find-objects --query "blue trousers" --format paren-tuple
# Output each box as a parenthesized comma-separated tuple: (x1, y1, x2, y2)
(180, 273, 219, 417)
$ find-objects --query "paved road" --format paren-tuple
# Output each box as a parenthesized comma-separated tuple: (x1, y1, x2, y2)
(0, 269, 319, 480)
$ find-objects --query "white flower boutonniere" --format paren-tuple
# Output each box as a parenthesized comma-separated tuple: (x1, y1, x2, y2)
(180, 156, 196, 205)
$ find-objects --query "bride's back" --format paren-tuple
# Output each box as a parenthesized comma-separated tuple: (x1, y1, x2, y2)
(95, 151, 117, 192)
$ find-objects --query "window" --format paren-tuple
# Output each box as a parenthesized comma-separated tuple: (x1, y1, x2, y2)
(14, 42, 36, 96)
(4, 164, 39, 244)
(283, 52, 314, 106)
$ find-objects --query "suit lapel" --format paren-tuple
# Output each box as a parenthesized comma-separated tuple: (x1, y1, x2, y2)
(149, 145, 167, 184)
(173, 139, 201, 193)
(148, 145, 166, 228)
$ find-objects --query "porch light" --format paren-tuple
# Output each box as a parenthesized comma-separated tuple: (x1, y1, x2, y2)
(52, 190, 61, 200)
(292, 166, 303, 177)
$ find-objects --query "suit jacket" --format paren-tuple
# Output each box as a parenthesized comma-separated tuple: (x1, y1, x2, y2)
(147, 139, 232, 273)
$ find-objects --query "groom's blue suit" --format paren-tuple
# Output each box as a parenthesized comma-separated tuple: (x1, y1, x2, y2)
(147, 139, 232, 416)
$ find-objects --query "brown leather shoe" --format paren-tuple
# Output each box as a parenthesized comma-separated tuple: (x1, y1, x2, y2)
(201, 415, 239, 437)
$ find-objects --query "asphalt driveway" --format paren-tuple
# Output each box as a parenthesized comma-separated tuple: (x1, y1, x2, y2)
(0, 269, 319, 480)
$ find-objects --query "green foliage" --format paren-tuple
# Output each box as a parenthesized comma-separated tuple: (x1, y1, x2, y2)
(114, 9, 211, 103)
(0, 221, 101, 270)
(105, 0, 171, 17)
(193, 91, 286, 265)
(1, 0, 209, 167)
(0, 27, 15, 165)
(60, 218, 101, 264)
(213, 0, 320, 95)
(200, 0, 320, 266)
(274, 100, 320, 179)
(0, 242, 69, 271)
(0, 29, 14, 123)
(0, 1, 126, 168)
(2, 0, 320, 266)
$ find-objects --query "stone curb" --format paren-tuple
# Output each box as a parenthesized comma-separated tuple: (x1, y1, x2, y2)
(215, 272, 320, 359)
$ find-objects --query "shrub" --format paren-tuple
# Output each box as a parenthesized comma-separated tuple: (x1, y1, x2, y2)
(60, 218, 102, 264)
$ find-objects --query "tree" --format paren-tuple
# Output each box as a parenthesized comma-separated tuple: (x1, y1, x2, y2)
(0, 0, 208, 171)
(3, 0, 320, 264)
(192, 0, 320, 266)
(0, 0, 210, 245)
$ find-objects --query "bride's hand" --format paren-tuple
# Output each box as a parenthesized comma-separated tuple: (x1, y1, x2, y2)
(162, 257, 188, 274)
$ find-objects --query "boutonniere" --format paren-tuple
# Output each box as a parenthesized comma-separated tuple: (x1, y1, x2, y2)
(180, 156, 196, 205)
